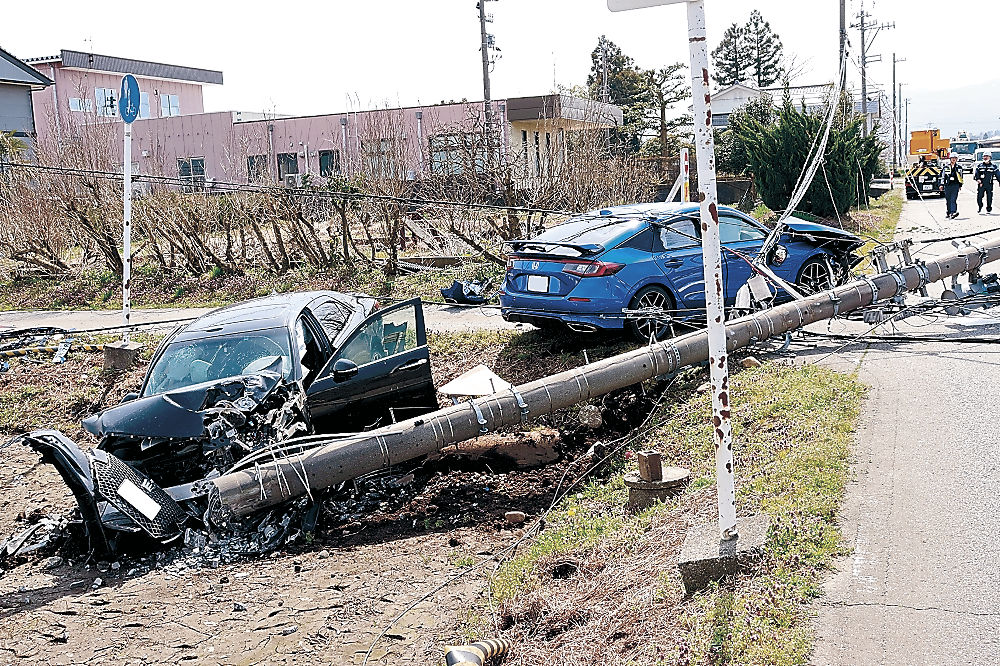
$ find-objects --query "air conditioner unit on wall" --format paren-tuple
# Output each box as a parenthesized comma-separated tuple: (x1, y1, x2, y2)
(283, 173, 302, 188)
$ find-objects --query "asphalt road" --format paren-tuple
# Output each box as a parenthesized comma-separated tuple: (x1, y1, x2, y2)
(809, 183, 1000, 664)
(0, 302, 522, 335)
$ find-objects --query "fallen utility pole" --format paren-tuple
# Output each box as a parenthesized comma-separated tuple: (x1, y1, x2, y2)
(205, 239, 1000, 522)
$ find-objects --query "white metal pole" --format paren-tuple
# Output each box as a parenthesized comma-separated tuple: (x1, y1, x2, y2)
(686, 0, 736, 540)
(122, 125, 133, 343)
(681, 146, 691, 202)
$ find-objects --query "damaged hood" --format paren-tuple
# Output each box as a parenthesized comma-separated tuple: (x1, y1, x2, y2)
(83, 370, 284, 440)
(782, 220, 864, 249)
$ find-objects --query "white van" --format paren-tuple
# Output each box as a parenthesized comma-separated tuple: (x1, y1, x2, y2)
(974, 148, 1000, 171)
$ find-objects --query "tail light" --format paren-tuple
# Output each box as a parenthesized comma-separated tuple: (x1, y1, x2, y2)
(506, 255, 515, 270)
(562, 261, 625, 278)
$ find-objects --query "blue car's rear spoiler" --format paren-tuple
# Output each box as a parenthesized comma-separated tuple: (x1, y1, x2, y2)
(503, 240, 605, 256)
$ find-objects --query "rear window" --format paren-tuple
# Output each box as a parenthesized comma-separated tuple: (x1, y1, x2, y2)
(526, 219, 644, 255)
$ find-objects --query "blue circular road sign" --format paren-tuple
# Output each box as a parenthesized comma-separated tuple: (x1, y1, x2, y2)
(119, 74, 140, 124)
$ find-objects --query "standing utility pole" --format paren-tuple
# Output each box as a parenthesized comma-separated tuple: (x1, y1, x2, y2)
(839, 0, 847, 91)
(478, 0, 498, 160)
(898, 82, 905, 165)
(905, 97, 910, 156)
(853, 8, 894, 136)
(891, 54, 905, 171)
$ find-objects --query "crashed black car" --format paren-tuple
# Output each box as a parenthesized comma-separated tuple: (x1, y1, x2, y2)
(9, 292, 437, 555)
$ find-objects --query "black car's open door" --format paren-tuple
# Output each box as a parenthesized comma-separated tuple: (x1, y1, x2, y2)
(306, 298, 436, 431)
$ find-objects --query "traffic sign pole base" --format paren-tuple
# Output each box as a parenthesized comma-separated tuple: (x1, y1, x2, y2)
(676, 514, 770, 594)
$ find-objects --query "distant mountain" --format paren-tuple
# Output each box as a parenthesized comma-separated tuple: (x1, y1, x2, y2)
(906, 78, 1000, 139)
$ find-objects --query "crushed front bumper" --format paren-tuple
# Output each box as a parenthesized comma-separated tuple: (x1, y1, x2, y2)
(13, 430, 189, 556)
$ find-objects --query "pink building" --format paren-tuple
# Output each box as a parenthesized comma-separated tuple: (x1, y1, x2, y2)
(27, 50, 622, 188)
(27, 49, 222, 154)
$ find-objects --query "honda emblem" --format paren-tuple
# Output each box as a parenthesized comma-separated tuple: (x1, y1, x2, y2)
(531, 261, 539, 270)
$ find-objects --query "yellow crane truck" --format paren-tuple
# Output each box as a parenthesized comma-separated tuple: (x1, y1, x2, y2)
(906, 129, 951, 200)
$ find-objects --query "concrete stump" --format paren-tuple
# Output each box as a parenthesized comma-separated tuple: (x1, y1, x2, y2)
(623, 464, 689, 510)
(676, 514, 770, 594)
(104, 341, 142, 370)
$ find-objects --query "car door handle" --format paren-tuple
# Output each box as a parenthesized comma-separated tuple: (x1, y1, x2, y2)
(391, 358, 428, 374)
(660, 258, 683, 267)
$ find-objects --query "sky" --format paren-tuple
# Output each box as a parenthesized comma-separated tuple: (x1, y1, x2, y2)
(5, 0, 997, 138)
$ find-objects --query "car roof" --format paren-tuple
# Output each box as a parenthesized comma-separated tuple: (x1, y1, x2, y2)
(529, 202, 746, 250)
(580, 202, 703, 218)
(172, 291, 358, 342)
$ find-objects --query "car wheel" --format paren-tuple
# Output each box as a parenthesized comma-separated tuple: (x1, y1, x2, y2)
(797, 257, 835, 295)
(626, 285, 675, 343)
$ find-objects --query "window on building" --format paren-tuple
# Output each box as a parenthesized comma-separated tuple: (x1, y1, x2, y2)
(160, 94, 180, 117)
(534, 132, 541, 176)
(364, 138, 400, 178)
(521, 130, 529, 169)
(247, 154, 268, 183)
(177, 157, 206, 191)
(138, 92, 151, 120)
(68, 97, 92, 113)
(428, 133, 486, 176)
(319, 150, 341, 177)
(95, 88, 118, 117)
(545, 132, 552, 176)
(277, 153, 299, 179)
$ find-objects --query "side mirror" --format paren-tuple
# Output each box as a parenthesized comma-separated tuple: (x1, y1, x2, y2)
(121, 392, 140, 404)
(332, 358, 359, 383)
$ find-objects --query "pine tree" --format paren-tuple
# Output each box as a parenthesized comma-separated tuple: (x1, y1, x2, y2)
(745, 10, 784, 88)
(587, 36, 652, 153)
(644, 63, 690, 158)
(711, 23, 751, 87)
(716, 94, 775, 175)
(736, 97, 884, 218)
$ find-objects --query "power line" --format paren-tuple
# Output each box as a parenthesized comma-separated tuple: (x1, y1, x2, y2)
(1, 161, 573, 215)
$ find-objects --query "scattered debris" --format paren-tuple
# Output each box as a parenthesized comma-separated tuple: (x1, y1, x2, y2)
(740, 356, 762, 369)
(440, 279, 494, 305)
(577, 404, 603, 429)
(439, 364, 512, 403)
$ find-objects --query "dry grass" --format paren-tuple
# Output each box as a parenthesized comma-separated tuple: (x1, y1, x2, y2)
(483, 362, 866, 666)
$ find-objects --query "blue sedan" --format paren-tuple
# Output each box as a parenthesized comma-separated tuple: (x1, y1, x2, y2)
(499, 202, 865, 340)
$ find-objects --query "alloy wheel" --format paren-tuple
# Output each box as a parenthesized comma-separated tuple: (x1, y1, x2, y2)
(797, 258, 834, 295)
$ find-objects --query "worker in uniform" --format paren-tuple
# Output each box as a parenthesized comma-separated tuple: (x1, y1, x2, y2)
(975, 153, 1000, 214)
(942, 153, 964, 219)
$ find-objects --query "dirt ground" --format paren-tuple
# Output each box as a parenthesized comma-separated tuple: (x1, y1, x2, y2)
(0, 332, 643, 666)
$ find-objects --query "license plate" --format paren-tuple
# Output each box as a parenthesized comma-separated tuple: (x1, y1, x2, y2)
(922, 185, 933, 191)
(526, 275, 550, 293)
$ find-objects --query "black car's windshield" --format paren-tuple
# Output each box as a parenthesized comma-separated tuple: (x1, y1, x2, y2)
(144, 328, 293, 397)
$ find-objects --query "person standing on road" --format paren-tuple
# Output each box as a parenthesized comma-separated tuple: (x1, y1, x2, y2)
(942, 153, 964, 219)
(975, 153, 1000, 214)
